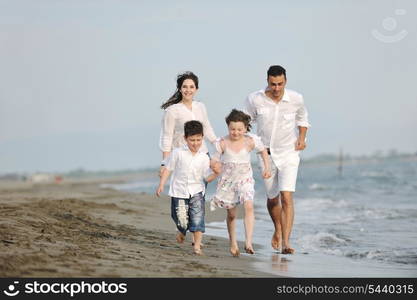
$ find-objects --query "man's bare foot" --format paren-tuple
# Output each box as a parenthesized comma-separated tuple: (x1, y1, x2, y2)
(176, 232, 185, 243)
(282, 247, 295, 254)
(271, 232, 281, 251)
(230, 246, 240, 257)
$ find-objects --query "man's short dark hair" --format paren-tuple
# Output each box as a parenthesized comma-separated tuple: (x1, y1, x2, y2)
(267, 65, 286, 79)
(184, 120, 204, 137)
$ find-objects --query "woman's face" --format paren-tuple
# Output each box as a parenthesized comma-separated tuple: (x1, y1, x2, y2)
(180, 79, 197, 101)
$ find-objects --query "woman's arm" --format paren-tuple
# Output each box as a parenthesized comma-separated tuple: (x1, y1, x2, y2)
(199, 102, 217, 144)
(156, 168, 171, 197)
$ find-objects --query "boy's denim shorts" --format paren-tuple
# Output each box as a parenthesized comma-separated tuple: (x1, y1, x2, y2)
(171, 192, 205, 235)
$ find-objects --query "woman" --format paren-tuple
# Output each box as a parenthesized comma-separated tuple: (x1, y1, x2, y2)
(159, 71, 217, 175)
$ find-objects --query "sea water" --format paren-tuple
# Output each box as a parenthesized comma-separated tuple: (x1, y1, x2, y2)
(105, 158, 417, 277)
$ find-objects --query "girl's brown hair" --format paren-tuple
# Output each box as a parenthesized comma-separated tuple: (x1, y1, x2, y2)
(225, 109, 252, 132)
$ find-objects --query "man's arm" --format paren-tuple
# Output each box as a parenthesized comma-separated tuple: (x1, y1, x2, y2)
(295, 127, 308, 150)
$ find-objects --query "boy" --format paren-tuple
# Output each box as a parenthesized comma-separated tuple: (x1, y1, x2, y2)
(156, 120, 218, 255)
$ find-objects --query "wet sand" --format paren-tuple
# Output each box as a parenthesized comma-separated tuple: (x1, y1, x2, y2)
(0, 177, 274, 277)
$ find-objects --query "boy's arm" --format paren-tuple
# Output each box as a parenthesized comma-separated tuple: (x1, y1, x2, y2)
(156, 168, 171, 197)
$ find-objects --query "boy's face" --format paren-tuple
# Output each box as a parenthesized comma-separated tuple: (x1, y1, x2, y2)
(185, 134, 203, 153)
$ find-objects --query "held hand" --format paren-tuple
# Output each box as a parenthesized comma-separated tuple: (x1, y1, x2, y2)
(295, 139, 307, 151)
(262, 170, 271, 179)
(211, 161, 222, 174)
(159, 165, 166, 178)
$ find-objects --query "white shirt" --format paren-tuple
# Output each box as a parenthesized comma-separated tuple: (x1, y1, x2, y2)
(159, 101, 217, 153)
(245, 88, 311, 166)
(166, 145, 211, 198)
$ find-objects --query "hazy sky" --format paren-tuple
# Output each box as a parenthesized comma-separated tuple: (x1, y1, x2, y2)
(1, 0, 416, 173)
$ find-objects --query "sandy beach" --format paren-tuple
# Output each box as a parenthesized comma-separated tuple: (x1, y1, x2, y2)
(0, 176, 273, 277)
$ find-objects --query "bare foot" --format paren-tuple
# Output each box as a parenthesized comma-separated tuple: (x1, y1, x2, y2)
(192, 242, 204, 248)
(244, 245, 255, 255)
(282, 247, 295, 254)
(230, 246, 240, 257)
(193, 248, 203, 256)
(271, 232, 281, 251)
(176, 232, 185, 244)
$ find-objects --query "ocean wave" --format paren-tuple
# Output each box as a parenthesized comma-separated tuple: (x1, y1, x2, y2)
(345, 249, 417, 265)
(298, 232, 349, 252)
(296, 198, 348, 211)
(360, 171, 392, 178)
(354, 207, 417, 220)
(308, 183, 329, 190)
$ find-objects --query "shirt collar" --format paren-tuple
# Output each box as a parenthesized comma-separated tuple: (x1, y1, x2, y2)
(262, 87, 291, 102)
(182, 144, 205, 154)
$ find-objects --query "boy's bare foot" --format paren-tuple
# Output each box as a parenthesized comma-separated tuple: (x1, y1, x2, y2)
(192, 242, 204, 248)
(176, 232, 185, 243)
(282, 247, 295, 254)
(271, 232, 281, 251)
(193, 248, 203, 256)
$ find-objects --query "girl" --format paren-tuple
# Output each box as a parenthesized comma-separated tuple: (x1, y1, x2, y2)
(211, 109, 271, 256)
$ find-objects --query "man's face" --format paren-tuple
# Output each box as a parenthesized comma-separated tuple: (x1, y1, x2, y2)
(185, 134, 203, 153)
(267, 75, 286, 99)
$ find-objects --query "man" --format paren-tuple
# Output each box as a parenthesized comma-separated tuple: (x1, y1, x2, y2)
(245, 65, 310, 254)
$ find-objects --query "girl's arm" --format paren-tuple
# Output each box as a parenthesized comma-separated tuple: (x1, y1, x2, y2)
(248, 134, 271, 179)
(205, 172, 218, 183)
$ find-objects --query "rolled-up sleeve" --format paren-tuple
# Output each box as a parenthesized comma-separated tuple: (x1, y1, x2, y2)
(165, 149, 178, 171)
(211, 138, 223, 161)
(200, 103, 217, 144)
(296, 95, 311, 128)
(159, 109, 175, 152)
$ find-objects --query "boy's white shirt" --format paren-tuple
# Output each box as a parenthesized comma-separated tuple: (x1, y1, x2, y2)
(166, 144, 211, 198)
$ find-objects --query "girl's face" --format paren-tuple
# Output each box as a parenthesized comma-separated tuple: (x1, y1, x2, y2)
(180, 79, 197, 102)
(228, 121, 247, 141)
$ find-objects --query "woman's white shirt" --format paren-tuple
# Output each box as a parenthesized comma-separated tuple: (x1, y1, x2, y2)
(159, 101, 217, 153)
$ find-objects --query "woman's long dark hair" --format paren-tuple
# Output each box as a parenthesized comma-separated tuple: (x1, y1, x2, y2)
(160, 71, 199, 110)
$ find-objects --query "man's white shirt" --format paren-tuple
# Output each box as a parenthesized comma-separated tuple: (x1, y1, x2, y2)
(245, 88, 311, 167)
(166, 145, 211, 198)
